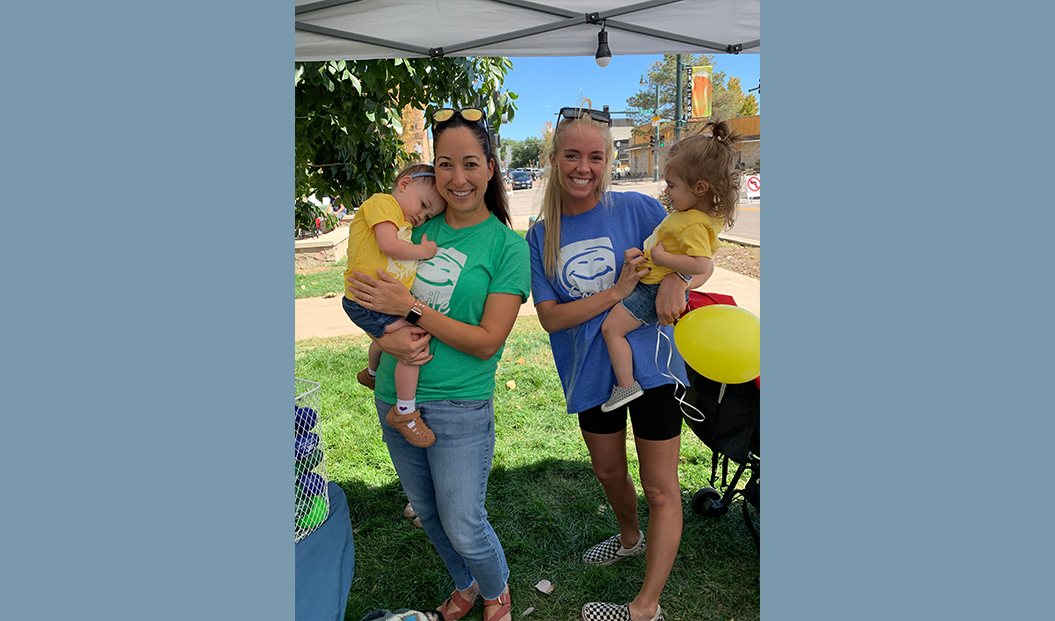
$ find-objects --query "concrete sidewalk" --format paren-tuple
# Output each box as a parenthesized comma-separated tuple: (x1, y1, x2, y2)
(295, 266, 759, 341)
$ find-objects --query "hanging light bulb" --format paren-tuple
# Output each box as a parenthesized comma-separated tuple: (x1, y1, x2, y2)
(595, 23, 612, 67)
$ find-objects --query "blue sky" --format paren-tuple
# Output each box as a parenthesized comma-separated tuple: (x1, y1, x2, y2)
(498, 54, 760, 142)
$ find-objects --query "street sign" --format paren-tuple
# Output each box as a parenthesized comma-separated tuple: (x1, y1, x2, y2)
(651, 116, 660, 127)
(745, 175, 760, 200)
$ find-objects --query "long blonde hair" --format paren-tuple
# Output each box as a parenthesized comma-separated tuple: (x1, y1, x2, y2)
(531, 108, 615, 279)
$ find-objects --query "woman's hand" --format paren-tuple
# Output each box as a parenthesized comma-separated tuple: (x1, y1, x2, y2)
(346, 270, 417, 316)
(612, 248, 649, 300)
(374, 327, 433, 366)
(656, 272, 690, 326)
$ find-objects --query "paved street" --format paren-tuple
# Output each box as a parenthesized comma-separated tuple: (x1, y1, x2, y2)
(728, 199, 760, 242)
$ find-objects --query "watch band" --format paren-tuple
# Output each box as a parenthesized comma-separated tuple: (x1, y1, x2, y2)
(404, 299, 426, 325)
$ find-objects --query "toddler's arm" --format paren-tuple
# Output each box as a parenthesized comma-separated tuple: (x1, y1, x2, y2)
(650, 242, 713, 275)
(374, 222, 438, 260)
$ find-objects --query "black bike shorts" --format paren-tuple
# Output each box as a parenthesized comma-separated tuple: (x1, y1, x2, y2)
(577, 384, 682, 441)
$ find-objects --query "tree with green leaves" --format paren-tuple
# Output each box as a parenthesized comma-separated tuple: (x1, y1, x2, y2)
(509, 136, 543, 169)
(295, 57, 518, 234)
(627, 54, 758, 138)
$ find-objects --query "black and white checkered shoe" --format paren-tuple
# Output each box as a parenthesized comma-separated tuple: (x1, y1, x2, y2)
(581, 602, 664, 621)
(600, 381, 643, 412)
(581, 529, 646, 566)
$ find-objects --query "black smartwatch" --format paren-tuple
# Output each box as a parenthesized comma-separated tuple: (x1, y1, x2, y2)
(404, 300, 426, 325)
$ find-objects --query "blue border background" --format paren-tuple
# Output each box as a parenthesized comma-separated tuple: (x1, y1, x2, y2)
(767, 2, 1050, 619)
(6, 2, 1052, 619)
(7, 2, 289, 619)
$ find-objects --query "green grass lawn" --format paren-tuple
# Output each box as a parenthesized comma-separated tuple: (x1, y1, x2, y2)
(296, 256, 347, 299)
(295, 316, 759, 621)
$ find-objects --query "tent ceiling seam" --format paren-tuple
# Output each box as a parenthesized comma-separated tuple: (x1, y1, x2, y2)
(296, 0, 366, 17)
(295, 22, 433, 56)
(434, 15, 589, 56)
(295, 0, 758, 57)
(602, 19, 742, 53)
(488, 0, 682, 20)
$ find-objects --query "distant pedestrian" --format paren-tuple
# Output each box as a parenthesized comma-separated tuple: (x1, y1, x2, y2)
(332, 198, 347, 222)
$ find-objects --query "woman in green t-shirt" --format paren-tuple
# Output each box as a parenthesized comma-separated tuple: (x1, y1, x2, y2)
(347, 107, 529, 621)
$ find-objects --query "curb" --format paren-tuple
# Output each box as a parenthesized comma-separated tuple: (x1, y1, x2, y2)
(719, 234, 759, 248)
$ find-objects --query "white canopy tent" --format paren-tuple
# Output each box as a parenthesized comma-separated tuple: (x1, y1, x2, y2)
(295, 0, 759, 61)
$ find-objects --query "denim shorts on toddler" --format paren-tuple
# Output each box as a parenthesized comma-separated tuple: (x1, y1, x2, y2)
(342, 296, 403, 338)
(620, 281, 689, 325)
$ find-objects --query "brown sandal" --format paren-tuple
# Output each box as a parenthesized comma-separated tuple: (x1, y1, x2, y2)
(385, 405, 435, 447)
(438, 583, 479, 621)
(483, 585, 512, 621)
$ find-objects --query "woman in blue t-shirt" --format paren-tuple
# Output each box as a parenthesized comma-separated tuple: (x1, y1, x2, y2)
(527, 106, 712, 621)
(348, 107, 528, 621)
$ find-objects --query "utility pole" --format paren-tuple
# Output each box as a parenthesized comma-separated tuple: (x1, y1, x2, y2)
(675, 54, 684, 142)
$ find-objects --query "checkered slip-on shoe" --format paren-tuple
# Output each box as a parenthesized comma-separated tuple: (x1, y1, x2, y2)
(581, 602, 664, 621)
(600, 381, 643, 412)
(581, 529, 646, 566)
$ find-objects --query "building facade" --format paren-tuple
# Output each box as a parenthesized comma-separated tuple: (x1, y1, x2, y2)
(628, 114, 760, 178)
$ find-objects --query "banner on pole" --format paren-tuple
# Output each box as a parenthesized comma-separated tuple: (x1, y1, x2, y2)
(691, 65, 713, 118)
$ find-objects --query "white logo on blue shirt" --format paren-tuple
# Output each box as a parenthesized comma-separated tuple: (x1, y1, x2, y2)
(559, 237, 615, 298)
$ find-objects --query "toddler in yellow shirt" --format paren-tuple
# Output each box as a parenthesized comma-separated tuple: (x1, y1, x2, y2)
(342, 164, 446, 446)
(600, 121, 743, 412)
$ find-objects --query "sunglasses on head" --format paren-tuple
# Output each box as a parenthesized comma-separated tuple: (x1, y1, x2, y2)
(557, 107, 612, 126)
(432, 107, 487, 127)
(431, 107, 493, 159)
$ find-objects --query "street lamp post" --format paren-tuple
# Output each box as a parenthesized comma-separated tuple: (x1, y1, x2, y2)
(653, 84, 660, 182)
(675, 54, 684, 142)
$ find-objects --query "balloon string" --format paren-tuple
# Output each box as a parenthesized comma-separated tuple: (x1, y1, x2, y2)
(654, 325, 706, 423)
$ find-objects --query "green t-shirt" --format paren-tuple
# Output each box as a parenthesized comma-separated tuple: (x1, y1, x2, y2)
(375, 212, 530, 403)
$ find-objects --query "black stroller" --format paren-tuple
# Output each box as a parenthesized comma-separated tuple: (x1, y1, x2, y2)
(680, 292, 760, 548)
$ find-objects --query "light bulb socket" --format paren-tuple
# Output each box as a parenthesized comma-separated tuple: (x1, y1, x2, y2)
(595, 29, 612, 66)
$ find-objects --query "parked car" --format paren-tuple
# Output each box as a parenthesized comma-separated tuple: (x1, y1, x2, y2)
(510, 170, 533, 190)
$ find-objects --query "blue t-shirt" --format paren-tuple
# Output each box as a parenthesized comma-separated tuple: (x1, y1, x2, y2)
(527, 192, 688, 414)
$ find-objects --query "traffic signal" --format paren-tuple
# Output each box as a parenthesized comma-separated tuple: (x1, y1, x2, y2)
(649, 135, 656, 149)
(659, 135, 665, 147)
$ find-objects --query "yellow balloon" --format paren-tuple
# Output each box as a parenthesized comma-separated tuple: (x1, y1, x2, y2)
(674, 305, 760, 384)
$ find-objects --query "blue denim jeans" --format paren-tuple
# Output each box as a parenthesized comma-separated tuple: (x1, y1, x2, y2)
(620, 281, 690, 325)
(343, 296, 403, 339)
(375, 397, 509, 599)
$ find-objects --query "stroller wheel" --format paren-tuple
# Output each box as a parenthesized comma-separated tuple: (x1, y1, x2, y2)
(691, 487, 728, 518)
